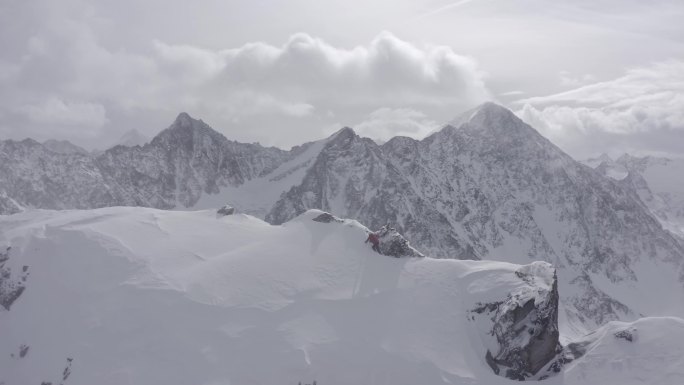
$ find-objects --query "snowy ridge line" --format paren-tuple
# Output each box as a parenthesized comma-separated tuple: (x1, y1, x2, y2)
(2, 207, 683, 384)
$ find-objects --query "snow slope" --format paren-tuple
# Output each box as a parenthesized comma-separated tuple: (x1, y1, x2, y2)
(1, 207, 683, 385)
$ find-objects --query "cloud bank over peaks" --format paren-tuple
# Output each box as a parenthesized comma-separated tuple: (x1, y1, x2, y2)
(0, 16, 490, 148)
(516, 61, 684, 159)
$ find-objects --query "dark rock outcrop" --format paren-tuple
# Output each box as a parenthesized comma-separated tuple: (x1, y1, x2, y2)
(471, 264, 562, 380)
(614, 327, 637, 342)
(217, 204, 236, 217)
(374, 224, 424, 258)
(0, 247, 29, 311)
(312, 212, 342, 223)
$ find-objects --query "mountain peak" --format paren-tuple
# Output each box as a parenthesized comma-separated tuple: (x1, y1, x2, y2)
(332, 126, 356, 138)
(166, 112, 216, 135)
(454, 102, 515, 125)
(476, 101, 512, 115)
(150, 112, 226, 147)
(443, 101, 539, 141)
(173, 112, 197, 127)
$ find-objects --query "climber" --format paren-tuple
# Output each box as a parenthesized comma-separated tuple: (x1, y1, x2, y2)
(365, 231, 380, 253)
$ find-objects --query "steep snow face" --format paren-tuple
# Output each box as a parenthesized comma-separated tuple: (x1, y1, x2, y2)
(1, 207, 563, 385)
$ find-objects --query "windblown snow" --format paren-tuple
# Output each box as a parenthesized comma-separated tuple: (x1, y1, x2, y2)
(1, 207, 683, 385)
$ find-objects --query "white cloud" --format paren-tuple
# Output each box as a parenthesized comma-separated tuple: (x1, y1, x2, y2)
(150, 31, 489, 108)
(516, 61, 684, 158)
(559, 71, 597, 88)
(0, 1, 490, 149)
(355, 108, 440, 142)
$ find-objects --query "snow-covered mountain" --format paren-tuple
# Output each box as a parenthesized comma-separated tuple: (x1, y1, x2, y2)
(42, 139, 89, 155)
(0, 113, 290, 213)
(1, 103, 683, 333)
(584, 154, 684, 240)
(1, 207, 682, 384)
(114, 128, 150, 147)
(261, 103, 684, 331)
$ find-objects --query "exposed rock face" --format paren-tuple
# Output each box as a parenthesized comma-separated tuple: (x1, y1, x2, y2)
(374, 224, 425, 258)
(0, 247, 29, 311)
(95, 113, 290, 208)
(217, 204, 236, 217)
(471, 262, 562, 380)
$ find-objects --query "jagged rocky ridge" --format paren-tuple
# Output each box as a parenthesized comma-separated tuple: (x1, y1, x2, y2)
(0, 113, 290, 213)
(1, 104, 683, 331)
(471, 262, 562, 380)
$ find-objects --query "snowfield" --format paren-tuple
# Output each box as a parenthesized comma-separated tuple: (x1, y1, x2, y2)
(1, 207, 683, 384)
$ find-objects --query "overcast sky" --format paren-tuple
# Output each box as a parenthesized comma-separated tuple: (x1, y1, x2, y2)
(1, 0, 683, 158)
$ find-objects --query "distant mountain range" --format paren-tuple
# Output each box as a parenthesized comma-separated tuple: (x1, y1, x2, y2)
(1, 102, 683, 332)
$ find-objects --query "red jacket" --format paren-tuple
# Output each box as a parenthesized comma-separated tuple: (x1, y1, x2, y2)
(366, 233, 379, 246)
